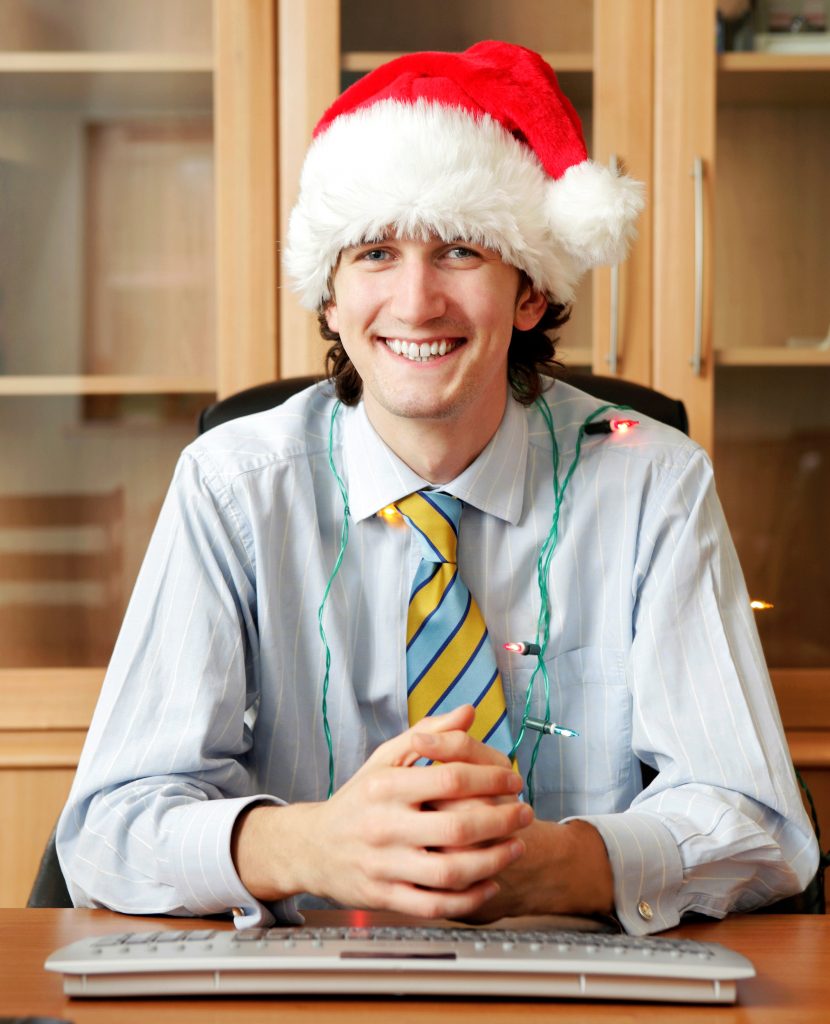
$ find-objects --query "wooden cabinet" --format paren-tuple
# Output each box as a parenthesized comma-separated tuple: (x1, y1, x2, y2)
(0, 0, 278, 906)
(2, 0, 827, 906)
(652, 0, 830, 886)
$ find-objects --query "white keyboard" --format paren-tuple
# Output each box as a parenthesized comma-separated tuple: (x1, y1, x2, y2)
(45, 924, 755, 1004)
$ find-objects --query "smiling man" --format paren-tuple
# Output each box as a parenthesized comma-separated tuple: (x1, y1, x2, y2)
(58, 42, 818, 935)
(323, 237, 547, 481)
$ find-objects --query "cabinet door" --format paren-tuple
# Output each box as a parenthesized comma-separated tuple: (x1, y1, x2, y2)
(652, 0, 716, 453)
(278, 0, 606, 378)
(592, 0, 653, 385)
(0, 0, 279, 906)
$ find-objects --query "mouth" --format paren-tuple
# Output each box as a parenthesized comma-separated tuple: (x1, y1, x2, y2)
(382, 338, 464, 363)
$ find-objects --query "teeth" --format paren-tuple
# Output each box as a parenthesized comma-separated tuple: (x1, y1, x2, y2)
(385, 339, 458, 362)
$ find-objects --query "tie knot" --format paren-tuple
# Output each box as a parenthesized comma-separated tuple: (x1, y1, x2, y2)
(394, 491, 460, 564)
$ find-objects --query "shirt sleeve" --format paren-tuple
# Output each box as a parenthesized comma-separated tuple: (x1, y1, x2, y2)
(575, 446, 819, 935)
(56, 449, 298, 928)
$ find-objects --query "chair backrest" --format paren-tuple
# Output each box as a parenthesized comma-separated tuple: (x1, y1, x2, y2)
(198, 372, 689, 436)
(27, 826, 73, 908)
(199, 376, 323, 434)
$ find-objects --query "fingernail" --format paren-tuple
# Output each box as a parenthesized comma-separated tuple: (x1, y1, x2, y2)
(484, 881, 500, 900)
(519, 804, 534, 826)
(416, 732, 435, 746)
(509, 839, 525, 859)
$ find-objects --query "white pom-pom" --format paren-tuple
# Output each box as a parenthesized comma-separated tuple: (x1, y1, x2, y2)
(546, 161, 645, 269)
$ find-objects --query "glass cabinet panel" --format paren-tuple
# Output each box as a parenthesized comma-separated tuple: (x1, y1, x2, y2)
(716, 368, 830, 669)
(0, 0, 216, 667)
(714, 74, 830, 670)
(0, 394, 207, 667)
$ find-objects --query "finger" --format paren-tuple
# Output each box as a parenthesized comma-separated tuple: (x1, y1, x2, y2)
(366, 761, 523, 808)
(411, 729, 512, 769)
(377, 838, 526, 892)
(372, 796, 534, 850)
(418, 704, 476, 733)
(379, 878, 503, 920)
(364, 706, 477, 769)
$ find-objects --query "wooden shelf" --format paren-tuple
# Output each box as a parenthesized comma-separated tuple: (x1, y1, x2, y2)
(341, 51, 594, 106)
(0, 52, 213, 72)
(715, 347, 830, 367)
(0, 668, 103, 731)
(341, 50, 593, 73)
(0, 375, 216, 396)
(718, 52, 830, 104)
(0, 51, 212, 109)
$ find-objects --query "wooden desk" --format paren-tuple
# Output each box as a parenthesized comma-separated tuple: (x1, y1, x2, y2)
(2, 909, 828, 1023)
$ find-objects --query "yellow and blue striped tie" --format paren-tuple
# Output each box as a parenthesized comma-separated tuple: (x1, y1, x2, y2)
(394, 491, 513, 757)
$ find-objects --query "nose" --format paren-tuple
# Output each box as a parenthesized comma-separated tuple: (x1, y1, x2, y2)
(388, 256, 448, 325)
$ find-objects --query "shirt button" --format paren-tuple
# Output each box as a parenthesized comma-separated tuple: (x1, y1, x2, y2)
(637, 900, 654, 922)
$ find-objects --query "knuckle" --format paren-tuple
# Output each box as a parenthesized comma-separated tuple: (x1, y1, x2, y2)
(364, 772, 391, 802)
(361, 812, 389, 846)
(414, 891, 447, 919)
(440, 814, 470, 847)
(362, 880, 387, 908)
(429, 858, 462, 891)
(361, 849, 385, 881)
(435, 763, 464, 796)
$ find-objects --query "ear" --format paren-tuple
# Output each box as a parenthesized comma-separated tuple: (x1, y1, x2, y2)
(514, 283, 548, 332)
(323, 300, 339, 334)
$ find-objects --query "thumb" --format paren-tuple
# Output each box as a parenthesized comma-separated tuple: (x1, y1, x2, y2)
(366, 705, 477, 768)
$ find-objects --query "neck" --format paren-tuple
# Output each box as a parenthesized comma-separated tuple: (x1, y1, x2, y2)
(363, 394, 508, 484)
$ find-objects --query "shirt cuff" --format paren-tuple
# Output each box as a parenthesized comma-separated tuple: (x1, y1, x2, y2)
(568, 810, 684, 935)
(163, 794, 302, 929)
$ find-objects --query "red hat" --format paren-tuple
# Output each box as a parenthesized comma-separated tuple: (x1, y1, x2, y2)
(285, 41, 643, 310)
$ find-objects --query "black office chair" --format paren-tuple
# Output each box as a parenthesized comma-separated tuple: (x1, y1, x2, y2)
(27, 825, 72, 908)
(197, 371, 689, 436)
(31, 373, 823, 914)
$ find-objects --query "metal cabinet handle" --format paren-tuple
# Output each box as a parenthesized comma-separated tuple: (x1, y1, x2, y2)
(691, 156, 704, 376)
(606, 154, 620, 375)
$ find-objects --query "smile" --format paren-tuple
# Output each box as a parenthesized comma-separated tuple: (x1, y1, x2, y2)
(383, 338, 462, 362)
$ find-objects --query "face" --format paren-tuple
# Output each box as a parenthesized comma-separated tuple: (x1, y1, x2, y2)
(325, 236, 547, 449)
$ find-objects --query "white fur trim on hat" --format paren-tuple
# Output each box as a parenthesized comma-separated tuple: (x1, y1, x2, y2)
(284, 99, 644, 310)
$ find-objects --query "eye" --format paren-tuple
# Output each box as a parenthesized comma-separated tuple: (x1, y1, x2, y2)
(444, 245, 480, 260)
(358, 247, 391, 262)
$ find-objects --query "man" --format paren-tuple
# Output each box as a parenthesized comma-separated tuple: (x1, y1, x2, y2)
(57, 42, 818, 935)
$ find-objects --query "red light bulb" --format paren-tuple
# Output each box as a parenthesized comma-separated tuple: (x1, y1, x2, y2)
(610, 418, 639, 434)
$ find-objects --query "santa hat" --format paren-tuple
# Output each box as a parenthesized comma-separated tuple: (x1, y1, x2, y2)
(285, 40, 644, 310)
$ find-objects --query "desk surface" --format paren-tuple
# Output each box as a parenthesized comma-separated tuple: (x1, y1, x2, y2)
(3, 909, 828, 1023)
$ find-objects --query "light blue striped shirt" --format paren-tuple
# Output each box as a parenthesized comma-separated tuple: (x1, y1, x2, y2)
(57, 379, 818, 935)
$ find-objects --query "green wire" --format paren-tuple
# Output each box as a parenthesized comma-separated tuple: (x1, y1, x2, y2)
(319, 397, 629, 803)
(317, 400, 350, 798)
(517, 400, 631, 805)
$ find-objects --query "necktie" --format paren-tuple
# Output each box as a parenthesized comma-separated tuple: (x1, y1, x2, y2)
(394, 491, 514, 758)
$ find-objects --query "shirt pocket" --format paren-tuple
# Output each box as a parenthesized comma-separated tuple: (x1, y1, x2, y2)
(506, 645, 632, 797)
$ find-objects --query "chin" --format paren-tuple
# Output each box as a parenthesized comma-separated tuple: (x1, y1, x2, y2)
(379, 396, 461, 421)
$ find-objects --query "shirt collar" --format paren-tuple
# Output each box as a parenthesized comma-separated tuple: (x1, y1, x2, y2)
(341, 397, 528, 525)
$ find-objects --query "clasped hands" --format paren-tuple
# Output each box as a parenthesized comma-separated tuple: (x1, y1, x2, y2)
(232, 704, 613, 921)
